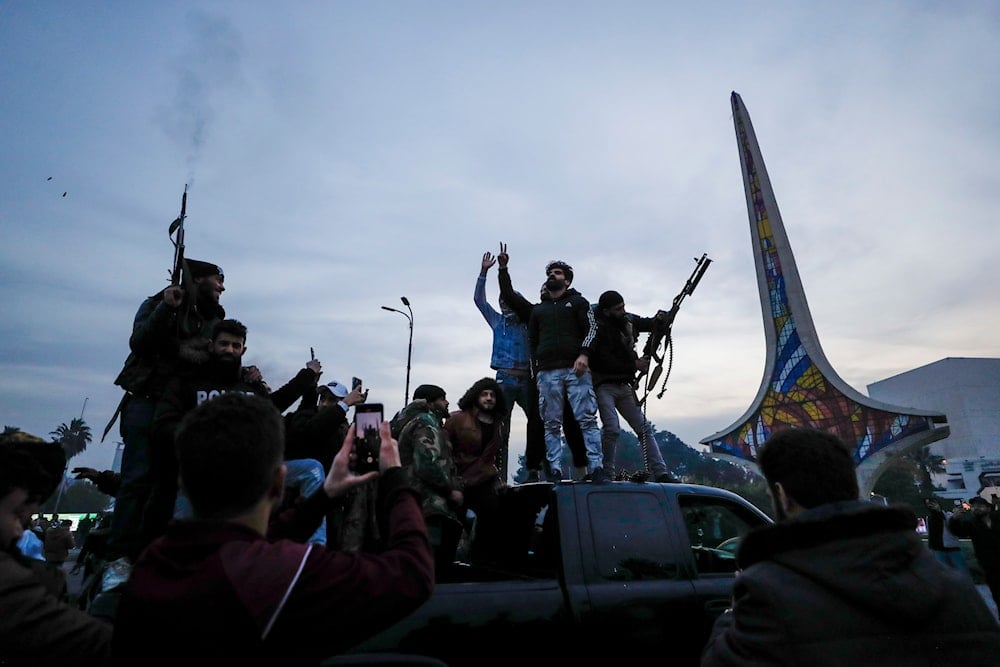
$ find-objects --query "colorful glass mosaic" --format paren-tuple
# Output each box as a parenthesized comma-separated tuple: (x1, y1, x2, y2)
(704, 94, 940, 464)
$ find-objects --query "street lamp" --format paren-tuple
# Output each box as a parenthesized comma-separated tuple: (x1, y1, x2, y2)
(381, 296, 414, 406)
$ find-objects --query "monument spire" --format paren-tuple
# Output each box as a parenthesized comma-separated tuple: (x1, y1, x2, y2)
(701, 92, 948, 492)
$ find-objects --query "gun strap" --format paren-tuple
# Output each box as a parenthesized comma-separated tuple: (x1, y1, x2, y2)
(101, 392, 128, 443)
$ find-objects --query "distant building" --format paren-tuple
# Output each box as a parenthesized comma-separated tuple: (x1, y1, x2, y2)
(112, 441, 124, 474)
(868, 357, 1000, 501)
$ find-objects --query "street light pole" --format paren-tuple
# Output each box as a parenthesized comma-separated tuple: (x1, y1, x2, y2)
(381, 296, 414, 406)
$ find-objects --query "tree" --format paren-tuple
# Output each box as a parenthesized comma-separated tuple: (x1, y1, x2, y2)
(51, 417, 92, 460)
(40, 478, 113, 514)
(2, 425, 23, 436)
(910, 446, 946, 492)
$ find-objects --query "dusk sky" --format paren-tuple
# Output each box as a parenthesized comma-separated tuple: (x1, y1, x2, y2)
(2, 2, 997, 478)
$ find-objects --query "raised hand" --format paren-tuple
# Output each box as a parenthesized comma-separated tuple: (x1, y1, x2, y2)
(481, 252, 497, 273)
(498, 242, 509, 268)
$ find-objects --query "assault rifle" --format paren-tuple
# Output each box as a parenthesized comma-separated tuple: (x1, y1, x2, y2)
(168, 185, 188, 286)
(637, 253, 711, 406)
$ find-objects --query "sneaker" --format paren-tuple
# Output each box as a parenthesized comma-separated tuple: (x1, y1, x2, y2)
(524, 470, 540, 483)
(547, 469, 564, 483)
(654, 473, 678, 483)
(589, 467, 610, 484)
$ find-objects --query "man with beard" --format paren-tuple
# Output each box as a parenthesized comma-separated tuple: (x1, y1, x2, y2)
(489, 246, 590, 482)
(445, 377, 507, 564)
(107, 259, 226, 562)
(701, 428, 1000, 666)
(1, 432, 112, 665)
(497, 246, 605, 483)
(391, 384, 464, 577)
(144, 319, 326, 548)
(589, 290, 676, 482)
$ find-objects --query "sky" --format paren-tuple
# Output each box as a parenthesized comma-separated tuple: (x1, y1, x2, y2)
(2, 1, 998, 477)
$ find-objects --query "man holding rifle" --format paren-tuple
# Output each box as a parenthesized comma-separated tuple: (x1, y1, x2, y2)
(588, 290, 676, 482)
(107, 189, 227, 564)
(109, 257, 225, 563)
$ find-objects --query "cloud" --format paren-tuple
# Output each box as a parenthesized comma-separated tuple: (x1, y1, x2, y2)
(1, 2, 998, 474)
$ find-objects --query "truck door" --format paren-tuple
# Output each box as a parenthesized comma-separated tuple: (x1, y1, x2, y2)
(572, 486, 701, 656)
(678, 494, 770, 645)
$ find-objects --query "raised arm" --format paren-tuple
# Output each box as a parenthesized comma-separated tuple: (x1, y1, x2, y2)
(496, 242, 534, 323)
(475, 252, 502, 326)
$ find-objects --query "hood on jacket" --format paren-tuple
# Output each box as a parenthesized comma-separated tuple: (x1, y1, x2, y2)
(737, 501, 951, 622)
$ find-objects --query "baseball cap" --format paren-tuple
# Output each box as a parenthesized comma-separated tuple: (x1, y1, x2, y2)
(318, 380, 349, 399)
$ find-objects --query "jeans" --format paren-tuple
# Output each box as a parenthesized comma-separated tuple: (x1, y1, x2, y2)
(535, 368, 603, 474)
(109, 395, 156, 560)
(500, 370, 587, 475)
(596, 382, 668, 477)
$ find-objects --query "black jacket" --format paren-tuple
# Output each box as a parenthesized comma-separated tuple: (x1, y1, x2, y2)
(527, 288, 596, 371)
(703, 501, 1000, 665)
(587, 307, 656, 386)
(114, 289, 225, 399)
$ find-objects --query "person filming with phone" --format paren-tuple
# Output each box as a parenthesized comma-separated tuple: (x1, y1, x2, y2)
(113, 392, 433, 665)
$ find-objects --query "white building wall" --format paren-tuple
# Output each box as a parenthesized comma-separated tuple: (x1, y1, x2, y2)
(867, 358, 1000, 500)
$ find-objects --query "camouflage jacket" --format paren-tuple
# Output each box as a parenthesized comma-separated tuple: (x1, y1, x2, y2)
(391, 400, 463, 525)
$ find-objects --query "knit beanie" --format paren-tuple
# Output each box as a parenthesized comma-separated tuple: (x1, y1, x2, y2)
(598, 290, 624, 309)
(413, 384, 447, 402)
(186, 259, 224, 279)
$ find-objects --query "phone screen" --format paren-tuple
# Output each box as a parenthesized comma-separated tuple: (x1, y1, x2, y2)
(354, 403, 382, 437)
(353, 403, 383, 473)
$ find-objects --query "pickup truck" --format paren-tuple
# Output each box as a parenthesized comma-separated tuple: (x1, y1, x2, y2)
(345, 480, 773, 666)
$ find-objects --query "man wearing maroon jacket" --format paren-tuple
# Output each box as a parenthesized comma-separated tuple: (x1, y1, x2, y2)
(112, 392, 433, 666)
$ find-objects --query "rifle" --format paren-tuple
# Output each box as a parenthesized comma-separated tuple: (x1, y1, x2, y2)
(168, 185, 188, 286)
(637, 253, 712, 405)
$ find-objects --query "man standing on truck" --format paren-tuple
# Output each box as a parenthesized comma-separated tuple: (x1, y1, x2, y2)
(109, 258, 226, 563)
(588, 290, 676, 482)
(702, 428, 1000, 665)
(496, 245, 605, 483)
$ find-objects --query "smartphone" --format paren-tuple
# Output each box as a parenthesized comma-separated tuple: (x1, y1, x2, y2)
(352, 403, 383, 473)
(352, 376, 363, 391)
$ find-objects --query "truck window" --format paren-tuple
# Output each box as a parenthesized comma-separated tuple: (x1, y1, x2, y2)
(678, 495, 764, 575)
(587, 491, 681, 581)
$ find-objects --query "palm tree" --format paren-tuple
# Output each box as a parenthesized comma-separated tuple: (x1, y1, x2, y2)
(50, 417, 92, 460)
(909, 446, 947, 492)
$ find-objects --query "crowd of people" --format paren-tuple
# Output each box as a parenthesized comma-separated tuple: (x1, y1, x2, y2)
(4, 244, 1000, 664)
